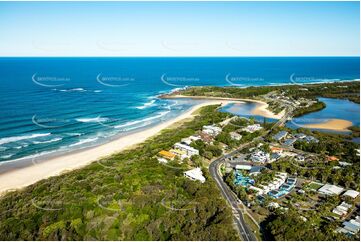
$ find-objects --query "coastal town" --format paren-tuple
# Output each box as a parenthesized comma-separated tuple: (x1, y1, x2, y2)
(154, 113, 359, 240)
(0, 82, 359, 241)
(0, 1, 359, 241)
(155, 83, 360, 241)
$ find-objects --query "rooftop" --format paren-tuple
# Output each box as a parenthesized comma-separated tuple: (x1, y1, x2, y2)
(318, 184, 344, 196)
(184, 167, 206, 183)
(343, 190, 360, 199)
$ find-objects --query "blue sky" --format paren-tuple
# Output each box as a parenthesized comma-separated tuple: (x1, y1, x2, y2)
(0, 1, 359, 56)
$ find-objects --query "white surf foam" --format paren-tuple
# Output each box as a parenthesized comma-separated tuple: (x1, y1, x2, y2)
(0, 154, 13, 159)
(76, 117, 109, 123)
(69, 137, 99, 147)
(65, 132, 82, 137)
(135, 99, 156, 110)
(0, 133, 51, 145)
(115, 111, 170, 130)
(59, 88, 86, 92)
(32, 137, 63, 145)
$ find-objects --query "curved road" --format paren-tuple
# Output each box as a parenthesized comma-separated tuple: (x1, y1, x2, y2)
(208, 107, 293, 240)
(209, 155, 256, 241)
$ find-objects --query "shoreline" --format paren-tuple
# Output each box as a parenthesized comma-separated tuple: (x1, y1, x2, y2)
(0, 100, 234, 195)
(162, 95, 285, 119)
(301, 119, 353, 132)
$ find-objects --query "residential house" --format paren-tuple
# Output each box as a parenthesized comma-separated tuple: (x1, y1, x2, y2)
(202, 125, 222, 137)
(250, 150, 270, 163)
(343, 190, 360, 199)
(318, 184, 344, 196)
(174, 143, 199, 157)
(283, 138, 297, 146)
(242, 124, 263, 133)
(230, 132, 242, 141)
(181, 135, 201, 145)
(184, 167, 206, 183)
(273, 131, 288, 141)
(158, 150, 176, 160)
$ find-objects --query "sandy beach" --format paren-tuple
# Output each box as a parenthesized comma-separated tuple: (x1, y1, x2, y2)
(302, 119, 353, 131)
(0, 100, 233, 195)
(250, 101, 285, 119)
(163, 95, 285, 120)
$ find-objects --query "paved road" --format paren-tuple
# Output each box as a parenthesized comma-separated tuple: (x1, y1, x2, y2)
(208, 107, 294, 240)
(209, 154, 256, 241)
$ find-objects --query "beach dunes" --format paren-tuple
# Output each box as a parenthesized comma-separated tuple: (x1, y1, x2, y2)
(0, 100, 233, 195)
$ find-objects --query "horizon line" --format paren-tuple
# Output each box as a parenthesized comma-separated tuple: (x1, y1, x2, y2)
(0, 56, 360, 58)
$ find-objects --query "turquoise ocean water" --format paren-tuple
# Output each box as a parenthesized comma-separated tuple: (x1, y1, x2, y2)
(0, 57, 359, 163)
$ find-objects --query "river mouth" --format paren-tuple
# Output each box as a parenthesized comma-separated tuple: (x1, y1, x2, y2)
(221, 97, 360, 136)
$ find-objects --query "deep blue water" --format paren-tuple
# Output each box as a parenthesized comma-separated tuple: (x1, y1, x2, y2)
(0, 57, 359, 162)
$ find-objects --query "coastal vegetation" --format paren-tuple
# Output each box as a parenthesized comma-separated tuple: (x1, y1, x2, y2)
(169, 81, 360, 116)
(174, 81, 359, 103)
(0, 105, 239, 240)
(292, 101, 326, 117)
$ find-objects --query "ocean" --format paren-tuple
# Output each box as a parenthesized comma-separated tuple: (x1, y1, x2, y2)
(0, 57, 359, 163)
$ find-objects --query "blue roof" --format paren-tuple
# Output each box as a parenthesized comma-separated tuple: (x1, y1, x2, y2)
(342, 221, 360, 232)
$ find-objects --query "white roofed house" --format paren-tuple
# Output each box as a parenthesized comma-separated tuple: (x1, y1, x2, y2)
(229, 132, 242, 141)
(332, 202, 352, 217)
(235, 164, 252, 171)
(184, 167, 206, 183)
(250, 150, 270, 163)
(174, 142, 199, 157)
(343, 190, 360, 199)
(242, 124, 262, 133)
(181, 135, 201, 145)
(318, 184, 344, 196)
(202, 125, 222, 137)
